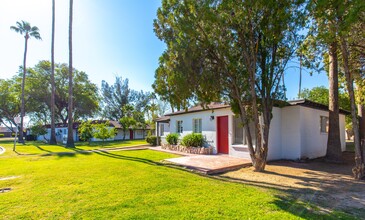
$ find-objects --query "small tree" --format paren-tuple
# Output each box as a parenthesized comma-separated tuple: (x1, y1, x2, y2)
(92, 121, 115, 145)
(78, 120, 93, 144)
(30, 123, 47, 141)
(119, 116, 136, 140)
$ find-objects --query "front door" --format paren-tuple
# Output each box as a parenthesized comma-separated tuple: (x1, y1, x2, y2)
(130, 130, 134, 140)
(217, 116, 229, 154)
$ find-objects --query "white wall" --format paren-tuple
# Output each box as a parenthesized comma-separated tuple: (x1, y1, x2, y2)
(281, 106, 301, 160)
(299, 106, 346, 159)
(167, 105, 347, 161)
(300, 107, 328, 159)
(168, 108, 232, 154)
(115, 130, 130, 140)
(37, 127, 78, 142)
(267, 107, 282, 160)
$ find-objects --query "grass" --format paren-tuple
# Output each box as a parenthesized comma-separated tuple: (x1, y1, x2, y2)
(0, 140, 357, 219)
(0, 139, 148, 157)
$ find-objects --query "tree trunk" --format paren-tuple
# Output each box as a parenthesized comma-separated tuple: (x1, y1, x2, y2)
(326, 41, 342, 162)
(66, 0, 75, 148)
(340, 37, 364, 179)
(50, 0, 57, 145)
(19, 35, 29, 144)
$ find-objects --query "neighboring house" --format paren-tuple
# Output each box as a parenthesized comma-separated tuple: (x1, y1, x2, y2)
(0, 127, 14, 137)
(90, 120, 150, 141)
(37, 120, 152, 142)
(155, 99, 348, 161)
(37, 123, 81, 143)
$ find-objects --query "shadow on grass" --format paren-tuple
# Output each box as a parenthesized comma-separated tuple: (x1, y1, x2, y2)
(87, 150, 360, 219)
(8, 141, 363, 219)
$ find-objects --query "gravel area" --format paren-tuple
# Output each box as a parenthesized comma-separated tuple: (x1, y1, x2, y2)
(221, 152, 365, 217)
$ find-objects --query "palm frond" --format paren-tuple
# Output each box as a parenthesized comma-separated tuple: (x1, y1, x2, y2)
(30, 32, 42, 40)
(10, 26, 22, 34)
(30, 26, 40, 32)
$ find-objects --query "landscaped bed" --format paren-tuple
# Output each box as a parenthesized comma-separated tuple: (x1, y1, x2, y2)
(0, 140, 358, 219)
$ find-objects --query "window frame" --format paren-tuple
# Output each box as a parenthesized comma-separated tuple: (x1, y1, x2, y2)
(233, 116, 245, 145)
(176, 120, 183, 133)
(320, 116, 329, 133)
(193, 118, 202, 133)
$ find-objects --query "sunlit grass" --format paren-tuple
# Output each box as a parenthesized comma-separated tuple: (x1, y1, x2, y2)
(0, 140, 356, 219)
(0, 139, 148, 157)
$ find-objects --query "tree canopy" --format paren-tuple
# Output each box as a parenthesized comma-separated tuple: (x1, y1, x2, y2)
(153, 0, 306, 171)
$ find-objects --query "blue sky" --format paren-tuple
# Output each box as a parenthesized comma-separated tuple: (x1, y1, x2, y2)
(0, 0, 328, 100)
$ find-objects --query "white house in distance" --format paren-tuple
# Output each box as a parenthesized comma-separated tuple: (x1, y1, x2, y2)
(155, 99, 348, 161)
(37, 120, 151, 143)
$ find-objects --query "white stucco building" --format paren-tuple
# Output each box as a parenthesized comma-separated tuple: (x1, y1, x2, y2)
(155, 100, 348, 161)
(37, 120, 151, 143)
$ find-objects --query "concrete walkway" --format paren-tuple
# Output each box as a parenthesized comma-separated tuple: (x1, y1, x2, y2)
(164, 154, 251, 175)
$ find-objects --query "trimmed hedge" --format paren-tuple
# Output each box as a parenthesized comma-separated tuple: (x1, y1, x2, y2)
(146, 135, 157, 146)
(166, 133, 179, 145)
(0, 134, 4, 137)
(181, 133, 204, 147)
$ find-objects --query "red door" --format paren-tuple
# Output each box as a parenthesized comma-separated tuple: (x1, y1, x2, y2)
(217, 116, 229, 154)
(130, 130, 134, 140)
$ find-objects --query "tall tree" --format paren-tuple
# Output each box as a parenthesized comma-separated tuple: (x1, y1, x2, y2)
(23, 61, 100, 124)
(101, 77, 130, 121)
(50, 0, 57, 144)
(336, 0, 365, 179)
(154, 0, 305, 171)
(66, 0, 75, 148)
(10, 20, 41, 143)
(0, 79, 20, 132)
(306, 0, 343, 162)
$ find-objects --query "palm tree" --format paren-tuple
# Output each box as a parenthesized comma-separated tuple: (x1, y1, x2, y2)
(10, 21, 41, 143)
(66, 0, 75, 147)
(49, 0, 57, 145)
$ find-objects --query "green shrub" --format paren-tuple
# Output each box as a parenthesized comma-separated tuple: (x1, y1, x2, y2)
(146, 135, 157, 146)
(166, 133, 179, 145)
(181, 133, 204, 147)
(0, 134, 4, 137)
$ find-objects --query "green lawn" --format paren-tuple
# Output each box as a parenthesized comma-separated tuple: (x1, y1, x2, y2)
(0, 141, 355, 219)
(0, 139, 147, 157)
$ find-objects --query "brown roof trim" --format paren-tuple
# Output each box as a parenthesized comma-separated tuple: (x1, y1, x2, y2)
(155, 116, 170, 123)
(160, 99, 350, 117)
(287, 99, 350, 115)
(165, 103, 230, 116)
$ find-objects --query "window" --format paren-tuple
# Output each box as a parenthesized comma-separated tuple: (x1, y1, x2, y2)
(320, 116, 329, 133)
(233, 116, 244, 145)
(193, 118, 202, 133)
(176, 120, 183, 133)
(160, 124, 164, 136)
(233, 116, 255, 145)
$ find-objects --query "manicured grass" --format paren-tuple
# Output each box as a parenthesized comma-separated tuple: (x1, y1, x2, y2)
(0, 140, 148, 157)
(0, 141, 356, 219)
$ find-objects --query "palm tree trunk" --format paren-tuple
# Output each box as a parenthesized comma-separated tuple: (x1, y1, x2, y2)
(50, 0, 57, 145)
(66, 0, 75, 148)
(19, 35, 29, 144)
(326, 41, 342, 162)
